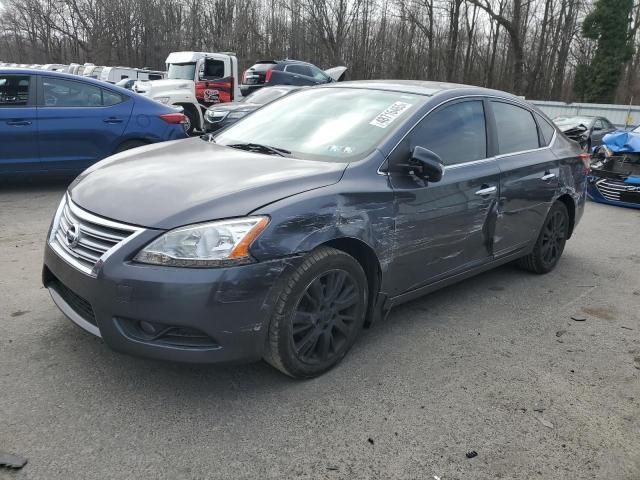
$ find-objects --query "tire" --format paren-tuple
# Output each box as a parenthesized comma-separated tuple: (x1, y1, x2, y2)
(264, 246, 368, 378)
(183, 108, 197, 135)
(114, 140, 147, 154)
(516, 201, 569, 274)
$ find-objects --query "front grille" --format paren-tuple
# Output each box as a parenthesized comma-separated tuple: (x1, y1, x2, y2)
(49, 277, 96, 326)
(594, 178, 634, 203)
(50, 197, 141, 276)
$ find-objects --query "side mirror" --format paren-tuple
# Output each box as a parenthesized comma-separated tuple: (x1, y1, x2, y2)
(408, 146, 444, 182)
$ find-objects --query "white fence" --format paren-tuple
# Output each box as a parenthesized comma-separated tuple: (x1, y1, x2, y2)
(529, 100, 640, 129)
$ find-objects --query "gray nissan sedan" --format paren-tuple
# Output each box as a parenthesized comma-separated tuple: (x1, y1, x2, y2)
(43, 81, 587, 378)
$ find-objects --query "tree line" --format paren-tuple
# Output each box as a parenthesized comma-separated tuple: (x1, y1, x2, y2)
(1, 0, 639, 103)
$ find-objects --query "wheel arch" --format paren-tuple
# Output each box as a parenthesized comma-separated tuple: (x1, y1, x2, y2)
(555, 193, 576, 238)
(175, 102, 202, 129)
(320, 237, 382, 327)
(112, 138, 150, 155)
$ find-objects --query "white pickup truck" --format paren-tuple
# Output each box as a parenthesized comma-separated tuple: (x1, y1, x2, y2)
(134, 51, 242, 134)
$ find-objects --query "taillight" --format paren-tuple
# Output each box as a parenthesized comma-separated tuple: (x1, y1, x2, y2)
(159, 112, 186, 124)
(242, 69, 248, 83)
(265, 68, 273, 83)
(579, 152, 591, 174)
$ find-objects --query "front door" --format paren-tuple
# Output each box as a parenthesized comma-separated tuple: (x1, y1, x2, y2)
(0, 74, 39, 174)
(37, 76, 132, 172)
(387, 99, 501, 296)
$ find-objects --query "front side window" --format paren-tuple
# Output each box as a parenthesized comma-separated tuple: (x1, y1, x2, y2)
(167, 62, 196, 80)
(0, 75, 30, 106)
(202, 59, 225, 80)
(409, 100, 487, 165)
(491, 101, 540, 154)
(309, 66, 330, 82)
(215, 88, 423, 162)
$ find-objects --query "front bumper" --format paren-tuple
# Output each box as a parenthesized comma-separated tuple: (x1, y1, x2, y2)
(43, 235, 301, 364)
(587, 175, 640, 209)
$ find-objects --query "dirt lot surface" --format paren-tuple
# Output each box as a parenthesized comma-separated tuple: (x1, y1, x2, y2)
(1, 181, 639, 479)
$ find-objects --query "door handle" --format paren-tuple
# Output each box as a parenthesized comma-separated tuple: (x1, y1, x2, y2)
(475, 185, 497, 196)
(103, 117, 123, 124)
(6, 120, 31, 126)
(541, 172, 556, 181)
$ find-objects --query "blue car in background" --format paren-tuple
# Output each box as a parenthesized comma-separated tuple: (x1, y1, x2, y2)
(0, 69, 188, 175)
(588, 130, 640, 209)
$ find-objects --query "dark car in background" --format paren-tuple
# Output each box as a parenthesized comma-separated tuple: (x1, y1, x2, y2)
(240, 59, 346, 96)
(0, 69, 188, 175)
(554, 115, 616, 151)
(43, 81, 586, 378)
(204, 85, 301, 132)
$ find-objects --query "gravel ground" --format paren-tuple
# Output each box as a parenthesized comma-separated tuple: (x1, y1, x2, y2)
(1, 180, 639, 480)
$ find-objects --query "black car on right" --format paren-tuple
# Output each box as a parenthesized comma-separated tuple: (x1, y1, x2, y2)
(553, 115, 616, 151)
(204, 85, 301, 132)
(240, 59, 346, 96)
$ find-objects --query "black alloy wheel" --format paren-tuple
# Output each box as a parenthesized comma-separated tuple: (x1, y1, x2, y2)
(292, 269, 360, 364)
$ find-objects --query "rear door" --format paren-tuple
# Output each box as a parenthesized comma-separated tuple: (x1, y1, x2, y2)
(387, 98, 501, 293)
(490, 100, 559, 256)
(37, 76, 133, 172)
(0, 73, 39, 173)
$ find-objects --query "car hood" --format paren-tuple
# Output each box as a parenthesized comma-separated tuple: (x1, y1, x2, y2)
(69, 138, 347, 229)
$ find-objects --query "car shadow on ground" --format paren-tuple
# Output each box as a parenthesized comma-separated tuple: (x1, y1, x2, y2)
(36, 262, 531, 405)
(0, 175, 76, 192)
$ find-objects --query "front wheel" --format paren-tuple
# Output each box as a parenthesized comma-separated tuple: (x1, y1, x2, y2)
(264, 247, 368, 378)
(517, 202, 569, 274)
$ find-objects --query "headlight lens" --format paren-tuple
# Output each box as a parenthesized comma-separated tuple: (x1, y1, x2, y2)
(206, 109, 227, 121)
(155, 96, 171, 104)
(134, 216, 269, 267)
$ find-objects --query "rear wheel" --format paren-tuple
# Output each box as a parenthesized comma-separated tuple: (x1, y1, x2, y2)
(517, 202, 569, 274)
(264, 247, 368, 378)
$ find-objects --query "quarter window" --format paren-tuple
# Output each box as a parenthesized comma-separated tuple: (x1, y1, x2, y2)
(535, 112, 556, 146)
(0, 75, 30, 107)
(410, 100, 487, 165)
(491, 101, 540, 154)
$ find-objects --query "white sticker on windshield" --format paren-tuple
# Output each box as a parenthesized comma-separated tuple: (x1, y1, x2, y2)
(370, 101, 413, 129)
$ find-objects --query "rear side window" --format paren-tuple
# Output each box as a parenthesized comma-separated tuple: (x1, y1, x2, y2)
(286, 64, 313, 77)
(410, 100, 487, 165)
(0, 75, 30, 106)
(535, 113, 556, 146)
(42, 77, 126, 107)
(102, 89, 127, 106)
(491, 101, 539, 154)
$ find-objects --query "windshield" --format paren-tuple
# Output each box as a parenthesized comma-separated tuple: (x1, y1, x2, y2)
(215, 88, 423, 162)
(168, 62, 196, 80)
(554, 116, 593, 127)
(243, 87, 293, 105)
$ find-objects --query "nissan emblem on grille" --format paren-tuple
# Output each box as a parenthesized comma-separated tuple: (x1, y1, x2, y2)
(65, 223, 81, 248)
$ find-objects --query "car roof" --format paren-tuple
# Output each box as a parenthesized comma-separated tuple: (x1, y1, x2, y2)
(320, 79, 523, 100)
(0, 67, 133, 94)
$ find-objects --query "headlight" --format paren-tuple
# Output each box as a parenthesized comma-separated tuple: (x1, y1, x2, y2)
(154, 96, 171, 104)
(227, 111, 248, 120)
(134, 216, 269, 267)
(206, 110, 227, 121)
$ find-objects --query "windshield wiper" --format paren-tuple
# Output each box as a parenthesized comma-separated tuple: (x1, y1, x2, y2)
(228, 143, 291, 157)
